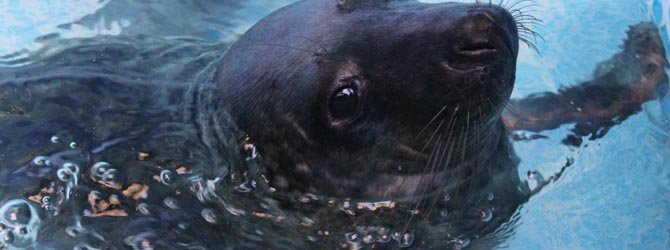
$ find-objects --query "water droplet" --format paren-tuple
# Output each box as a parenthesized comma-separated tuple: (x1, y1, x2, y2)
(137, 203, 150, 215)
(362, 234, 376, 244)
(32, 156, 48, 166)
(443, 193, 451, 202)
(345, 232, 360, 243)
(69, 142, 78, 148)
(0, 229, 14, 244)
(159, 170, 175, 185)
(15, 226, 27, 235)
(453, 237, 471, 249)
(440, 208, 449, 217)
(201, 208, 217, 224)
(244, 143, 258, 161)
(377, 233, 392, 244)
(102, 169, 119, 185)
(50, 136, 61, 144)
(234, 181, 255, 193)
(91, 162, 110, 177)
(300, 217, 314, 227)
(397, 232, 414, 248)
(65, 226, 81, 237)
(41, 196, 51, 205)
(2, 202, 32, 225)
(89, 191, 102, 201)
(479, 208, 493, 222)
(57, 168, 72, 182)
(163, 197, 178, 209)
(0, 200, 40, 247)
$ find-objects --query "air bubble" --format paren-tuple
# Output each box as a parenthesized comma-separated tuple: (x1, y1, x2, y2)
(345, 232, 360, 243)
(15, 226, 27, 235)
(0, 229, 14, 244)
(57, 168, 72, 182)
(362, 234, 376, 244)
(377, 233, 392, 244)
(2, 203, 31, 225)
(89, 191, 102, 201)
(32, 156, 48, 166)
(102, 169, 119, 185)
(163, 197, 178, 209)
(41, 196, 51, 205)
(63, 163, 79, 174)
(65, 226, 81, 237)
(159, 170, 175, 185)
(527, 170, 540, 180)
(0, 200, 40, 247)
(479, 208, 493, 222)
(244, 143, 258, 161)
(124, 232, 155, 250)
(91, 162, 110, 177)
(201, 208, 217, 224)
(234, 181, 255, 193)
(453, 237, 471, 249)
(137, 203, 150, 215)
(397, 232, 414, 248)
(69, 142, 78, 148)
(50, 136, 61, 144)
(440, 208, 449, 217)
(487, 192, 494, 201)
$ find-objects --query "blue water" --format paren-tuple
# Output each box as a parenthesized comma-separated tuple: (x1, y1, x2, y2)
(0, 0, 669, 249)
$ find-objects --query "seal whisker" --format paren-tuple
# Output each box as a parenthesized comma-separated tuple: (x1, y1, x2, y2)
(401, 132, 445, 235)
(420, 110, 459, 219)
(280, 114, 316, 146)
(417, 105, 449, 138)
(393, 117, 448, 197)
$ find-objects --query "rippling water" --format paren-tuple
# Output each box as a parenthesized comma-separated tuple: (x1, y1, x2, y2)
(0, 0, 669, 249)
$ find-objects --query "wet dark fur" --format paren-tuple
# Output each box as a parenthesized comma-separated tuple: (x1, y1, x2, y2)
(215, 0, 521, 199)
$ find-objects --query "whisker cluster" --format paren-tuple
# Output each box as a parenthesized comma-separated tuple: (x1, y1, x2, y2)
(497, 0, 544, 54)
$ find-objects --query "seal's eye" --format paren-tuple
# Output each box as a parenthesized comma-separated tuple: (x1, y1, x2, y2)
(329, 85, 360, 121)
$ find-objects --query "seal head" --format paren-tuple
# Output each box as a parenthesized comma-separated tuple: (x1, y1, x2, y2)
(214, 0, 519, 198)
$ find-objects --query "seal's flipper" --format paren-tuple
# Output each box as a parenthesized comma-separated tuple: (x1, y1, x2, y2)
(502, 22, 669, 146)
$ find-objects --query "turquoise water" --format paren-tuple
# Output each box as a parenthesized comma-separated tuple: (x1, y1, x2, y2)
(0, 0, 669, 249)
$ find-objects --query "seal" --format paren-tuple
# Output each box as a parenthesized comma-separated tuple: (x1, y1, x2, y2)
(214, 0, 520, 200)
(213, 0, 668, 203)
